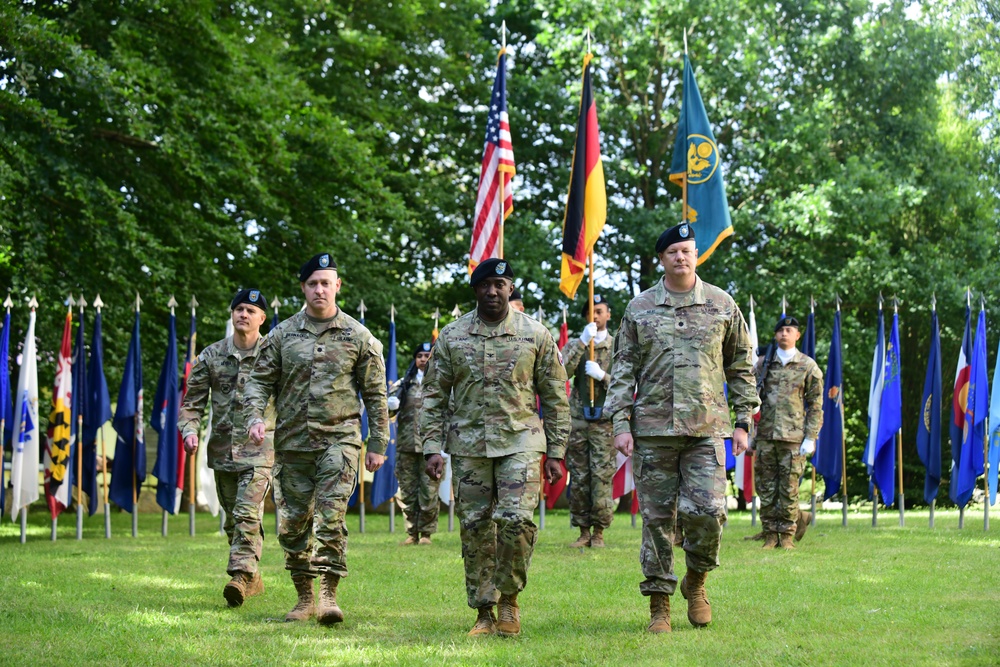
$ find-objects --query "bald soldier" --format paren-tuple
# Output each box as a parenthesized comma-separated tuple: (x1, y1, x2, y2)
(179, 288, 275, 607)
(421, 258, 570, 637)
(605, 223, 759, 633)
(245, 253, 389, 626)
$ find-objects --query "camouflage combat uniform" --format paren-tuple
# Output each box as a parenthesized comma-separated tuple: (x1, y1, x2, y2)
(244, 308, 388, 578)
(753, 350, 823, 537)
(605, 277, 758, 596)
(391, 367, 441, 539)
(419, 307, 570, 609)
(178, 335, 275, 576)
(562, 333, 616, 530)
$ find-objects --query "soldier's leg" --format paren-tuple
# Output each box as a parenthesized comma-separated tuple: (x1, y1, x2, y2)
(273, 450, 319, 576)
(493, 451, 541, 597)
(453, 455, 498, 609)
(776, 444, 806, 538)
(418, 455, 442, 537)
(634, 436, 681, 596)
(678, 438, 728, 573)
(590, 421, 617, 530)
(227, 466, 273, 576)
(311, 443, 360, 578)
(566, 419, 592, 529)
(754, 441, 781, 534)
(215, 470, 239, 547)
(395, 451, 420, 539)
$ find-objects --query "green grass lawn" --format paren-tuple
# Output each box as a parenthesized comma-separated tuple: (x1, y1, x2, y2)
(1, 507, 998, 666)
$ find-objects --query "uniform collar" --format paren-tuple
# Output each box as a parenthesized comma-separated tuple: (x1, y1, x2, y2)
(297, 307, 346, 335)
(225, 334, 264, 358)
(655, 275, 706, 308)
(468, 307, 518, 337)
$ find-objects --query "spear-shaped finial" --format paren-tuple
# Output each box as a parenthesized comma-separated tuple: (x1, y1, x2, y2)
(501, 19, 507, 51)
(809, 294, 815, 313)
(931, 292, 937, 312)
(28, 295, 38, 310)
(93, 294, 104, 313)
(3, 294, 13, 312)
(451, 304, 462, 318)
(781, 294, 787, 316)
(536, 305, 545, 321)
(358, 300, 367, 321)
(586, 27, 592, 54)
(390, 304, 396, 324)
(66, 293, 74, 313)
(980, 293, 986, 311)
(878, 292, 884, 310)
(167, 295, 178, 314)
(269, 296, 280, 315)
(189, 296, 199, 315)
(134, 292, 143, 313)
(835, 293, 842, 312)
(77, 295, 87, 311)
(749, 294, 756, 312)
(891, 295, 900, 313)
(562, 306, 568, 323)
(966, 287, 971, 308)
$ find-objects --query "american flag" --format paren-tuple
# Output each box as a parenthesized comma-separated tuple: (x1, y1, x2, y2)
(469, 49, 515, 273)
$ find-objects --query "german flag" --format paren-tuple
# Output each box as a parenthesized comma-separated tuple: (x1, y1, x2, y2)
(559, 53, 606, 300)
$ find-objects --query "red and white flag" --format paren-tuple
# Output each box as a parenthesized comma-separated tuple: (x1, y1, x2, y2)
(734, 298, 761, 503)
(44, 310, 74, 518)
(612, 451, 639, 514)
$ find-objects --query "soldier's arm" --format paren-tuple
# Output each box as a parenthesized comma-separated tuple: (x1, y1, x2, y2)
(245, 333, 280, 427)
(178, 352, 211, 439)
(803, 363, 825, 439)
(722, 306, 761, 424)
(562, 339, 585, 379)
(536, 330, 570, 459)
(605, 314, 639, 436)
(357, 335, 389, 455)
(418, 339, 453, 456)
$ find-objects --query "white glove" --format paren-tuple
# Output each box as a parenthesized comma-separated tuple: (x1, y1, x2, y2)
(584, 360, 606, 381)
(387, 396, 400, 411)
(580, 322, 597, 345)
(799, 438, 816, 457)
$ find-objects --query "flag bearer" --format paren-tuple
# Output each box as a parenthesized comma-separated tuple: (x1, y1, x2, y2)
(420, 258, 570, 637)
(179, 288, 275, 607)
(245, 253, 389, 625)
(605, 223, 759, 633)
(752, 316, 824, 549)
(562, 294, 616, 548)
(388, 342, 440, 545)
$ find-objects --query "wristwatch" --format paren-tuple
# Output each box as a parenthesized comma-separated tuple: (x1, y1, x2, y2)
(734, 421, 750, 431)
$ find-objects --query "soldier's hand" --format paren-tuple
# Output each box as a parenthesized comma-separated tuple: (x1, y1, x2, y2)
(799, 438, 816, 457)
(365, 452, 387, 473)
(544, 458, 564, 485)
(387, 396, 400, 411)
(249, 422, 266, 445)
(613, 433, 633, 457)
(580, 322, 597, 345)
(425, 454, 445, 480)
(584, 360, 606, 381)
(732, 427, 749, 456)
(183, 434, 199, 454)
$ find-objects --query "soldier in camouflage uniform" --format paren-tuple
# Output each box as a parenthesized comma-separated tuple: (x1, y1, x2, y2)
(388, 341, 440, 545)
(421, 258, 570, 637)
(245, 253, 389, 626)
(562, 294, 616, 548)
(753, 316, 823, 549)
(179, 288, 275, 608)
(605, 223, 759, 634)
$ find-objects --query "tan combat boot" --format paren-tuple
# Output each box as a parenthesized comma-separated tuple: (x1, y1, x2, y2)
(284, 574, 316, 622)
(223, 572, 251, 607)
(761, 532, 779, 550)
(245, 571, 265, 598)
(795, 511, 812, 541)
(680, 571, 711, 627)
(418, 533, 433, 545)
(569, 527, 591, 548)
(743, 531, 766, 541)
(317, 573, 345, 625)
(590, 527, 606, 548)
(495, 593, 521, 636)
(468, 607, 497, 636)
(647, 593, 671, 633)
(399, 535, 418, 546)
(778, 533, 796, 550)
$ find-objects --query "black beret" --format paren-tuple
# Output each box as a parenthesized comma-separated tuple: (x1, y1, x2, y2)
(775, 316, 800, 332)
(413, 342, 433, 358)
(581, 294, 608, 318)
(298, 253, 338, 282)
(510, 287, 523, 302)
(470, 258, 514, 286)
(655, 222, 696, 253)
(230, 288, 268, 312)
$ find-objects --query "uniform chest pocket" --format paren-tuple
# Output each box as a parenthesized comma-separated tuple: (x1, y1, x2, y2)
(311, 337, 355, 375)
(497, 344, 533, 386)
(456, 343, 484, 382)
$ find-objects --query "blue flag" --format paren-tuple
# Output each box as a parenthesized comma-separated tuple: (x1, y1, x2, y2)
(0, 311, 11, 515)
(863, 308, 885, 483)
(152, 311, 180, 513)
(370, 318, 398, 508)
(668, 55, 732, 264)
(71, 308, 96, 515)
(803, 308, 816, 360)
(949, 304, 973, 505)
(988, 334, 1000, 505)
(914, 309, 942, 504)
(873, 311, 902, 507)
(953, 308, 988, 507)
(83, 309, 112, 512)
(815, 310, 844, 500)
(110, 312, 145, 513)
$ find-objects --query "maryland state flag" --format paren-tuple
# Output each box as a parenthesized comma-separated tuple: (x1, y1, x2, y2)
(44, 309, 75, 518)
(669, 55, 733, 264)
(559, 53, 606, 300)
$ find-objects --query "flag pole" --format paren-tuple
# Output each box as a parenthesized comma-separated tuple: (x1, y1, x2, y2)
(929, 293, 936, 529)
(389, 305, 396, 535)
(1, 295, 9, 535)
(188, 296, 198, 537)
(959, 287, 971, 530)
(358, 299, 367, 534)
(21, 296, 38, 544)
(76, 295, 87, 540)
(588, 250, 596, 409)
(159, 296, 178, 537)
(809, 295, 817, 524)
(837, 295, 848, 528)
(981, 295, 990, 532)
(497, 21, 507, 259)
(893, 297, 905, 527)
(50, 296, 74, 542)
(94, 295, 112, 538)
(132, 292, 142, 538)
